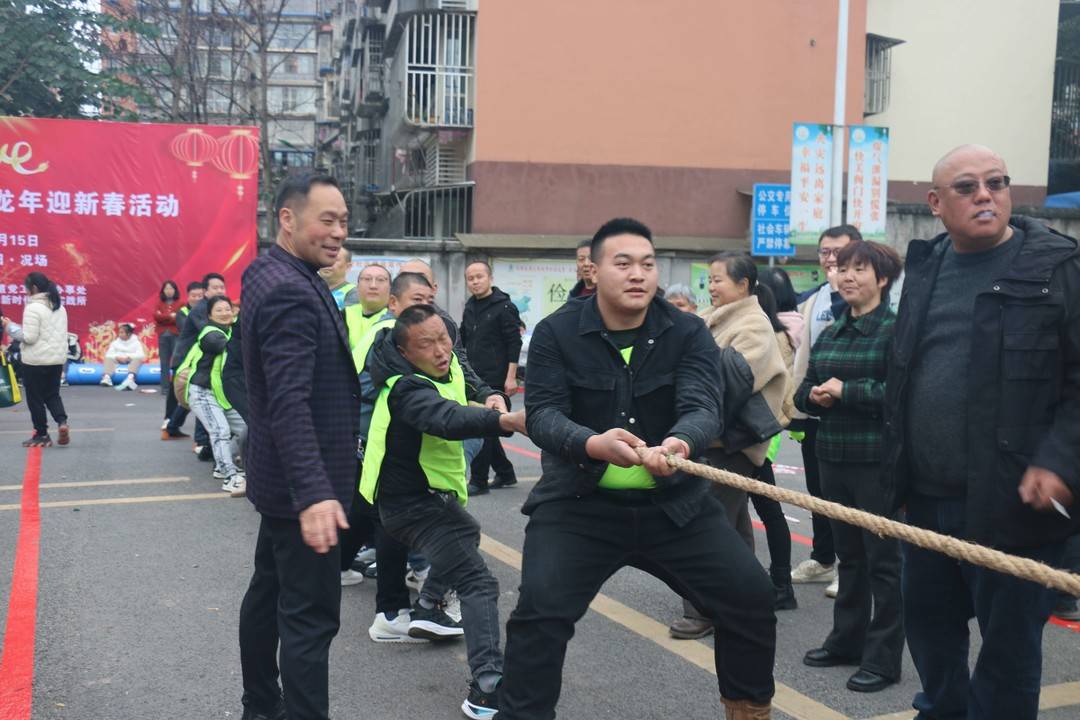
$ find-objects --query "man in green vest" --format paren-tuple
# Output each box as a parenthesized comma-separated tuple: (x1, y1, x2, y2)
(319, 246, 359, 310)
(344, 263, 393, 356)
(361, 303, 525, 719)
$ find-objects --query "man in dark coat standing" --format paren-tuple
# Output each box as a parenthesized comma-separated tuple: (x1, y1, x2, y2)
(237, 172, 361, 720)
(884, 145, 1080, 720)
(460, 260, 522, 494)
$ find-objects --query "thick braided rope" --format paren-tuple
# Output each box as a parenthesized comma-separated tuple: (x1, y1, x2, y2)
(637, 448, 1080, 597)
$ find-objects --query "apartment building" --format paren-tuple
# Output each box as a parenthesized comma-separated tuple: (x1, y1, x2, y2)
(322, 0, 1065, 249)
(103, 0, 326, 172)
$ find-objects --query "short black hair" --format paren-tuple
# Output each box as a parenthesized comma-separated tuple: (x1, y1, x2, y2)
(465, 259, 491, 275)
(590, 217, 653, 263)
(119, 322, 135, 333)
(818, 224, 863, 246)
(576, 238, 592, 251)
(390, 271, 432, 298)
(273, 171, 341, 216)
(206, 295, 233, 317)
(202, 272, 226, 288)
(392, 304, 439, 348)
(359, 263, 391, 281)
(835, 240, 903, 299)
(186, 280, 205, 293)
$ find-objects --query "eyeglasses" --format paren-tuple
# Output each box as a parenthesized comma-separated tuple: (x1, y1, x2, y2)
(817, 247, 842, 258)
(940, 175, 1011, 196)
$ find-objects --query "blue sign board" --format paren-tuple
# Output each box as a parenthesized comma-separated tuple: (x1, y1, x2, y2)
(751, 183, 794, 257)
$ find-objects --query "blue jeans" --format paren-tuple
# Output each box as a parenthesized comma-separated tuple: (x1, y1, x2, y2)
(902, 494, 1062, 720)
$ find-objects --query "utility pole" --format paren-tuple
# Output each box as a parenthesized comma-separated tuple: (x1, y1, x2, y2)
(831, 0, 850, 226)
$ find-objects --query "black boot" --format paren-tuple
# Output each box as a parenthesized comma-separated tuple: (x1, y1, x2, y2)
(771, 566, 797, 610)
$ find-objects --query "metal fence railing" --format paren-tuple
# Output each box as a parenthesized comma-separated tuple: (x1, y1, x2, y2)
(1052, 59, 1080, 162)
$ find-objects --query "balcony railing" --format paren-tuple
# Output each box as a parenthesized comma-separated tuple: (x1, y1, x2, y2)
(401, 182, 473, 240)
(402, 12, 474, 127)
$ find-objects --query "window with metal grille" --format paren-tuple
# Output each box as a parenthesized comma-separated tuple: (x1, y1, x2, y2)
(864, 34, 903, 116)
(1052, 60, 1080, 162)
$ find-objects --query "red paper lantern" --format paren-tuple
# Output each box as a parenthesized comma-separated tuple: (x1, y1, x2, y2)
(169, 128, 218, 181)
(212, 129, 260, 198)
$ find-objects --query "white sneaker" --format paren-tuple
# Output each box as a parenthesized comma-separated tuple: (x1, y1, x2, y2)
(222, 473, 246, 497)
(161, 419, 169, 431)
(100, 375, 113, 387)
(368, 610, 426, 643)
(825, 577, 839, 599)
(340, 569, 365, 586)
(213, 469, 227, 480)
(353, 546, 377, 565)
(405, 566, 430, 591)
(115, 374, 136, 391)
(791, 559, 837, 584)
(443, 590, 462, 623)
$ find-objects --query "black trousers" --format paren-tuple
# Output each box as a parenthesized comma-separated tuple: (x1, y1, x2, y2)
(22, 364, 67, 436)
(239, 515, 341, 720)
(818, 460, 904, 680)
(750, 459, 794, 584)
(337, 491, 376, 573)
(801, 421, 836, 566)
(470, 436, 516, 487)
(470, 393, 515, 487)
(499, 494, 776, 719)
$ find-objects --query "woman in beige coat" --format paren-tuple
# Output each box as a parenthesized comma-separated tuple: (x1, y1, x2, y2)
(668, 253, 791, 639)
(1, 272, 70, 447)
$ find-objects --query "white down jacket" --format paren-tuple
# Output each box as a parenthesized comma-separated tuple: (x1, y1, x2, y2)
(11, 293, 68, 366)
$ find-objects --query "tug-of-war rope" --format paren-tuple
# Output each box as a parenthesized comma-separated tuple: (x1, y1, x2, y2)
(638, 448, 1080, 597)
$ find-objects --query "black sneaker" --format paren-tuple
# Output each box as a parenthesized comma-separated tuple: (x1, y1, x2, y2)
(408, 603, 465, 640)
(198, 445, 214, 461)
(491, 475, 518, 489)
(241, 698, 286, 720)
(461, 680, 499, 719)
(467, 483, 490, 497)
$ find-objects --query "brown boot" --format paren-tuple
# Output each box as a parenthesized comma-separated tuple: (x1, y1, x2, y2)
(721, 697, 771, 720)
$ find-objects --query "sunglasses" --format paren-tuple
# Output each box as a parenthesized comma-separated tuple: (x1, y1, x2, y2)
(941, 175, 1011, 196)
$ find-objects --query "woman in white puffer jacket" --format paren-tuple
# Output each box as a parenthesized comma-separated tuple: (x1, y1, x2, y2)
(1, 272, 70, 447)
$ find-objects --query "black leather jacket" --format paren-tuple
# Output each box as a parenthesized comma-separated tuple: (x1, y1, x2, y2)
(883, 216, 1080, 548)
(522, 295, 724, 526)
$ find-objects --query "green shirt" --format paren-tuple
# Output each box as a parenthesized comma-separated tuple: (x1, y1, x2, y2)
(598, 331, 656, 490)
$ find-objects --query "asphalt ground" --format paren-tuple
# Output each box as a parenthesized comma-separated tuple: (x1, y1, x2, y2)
(0, 387, 1077, 720)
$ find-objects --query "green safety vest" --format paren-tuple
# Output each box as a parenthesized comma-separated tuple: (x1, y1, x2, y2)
(350, 316, 395, 373)
(597, 346, 656, 490)
(359, 353, 468, 506)
(180, 305, 191, 317)
(176, 325, 232, 410)
(331, 282, 357, 310)
(345, 305, 390, 358)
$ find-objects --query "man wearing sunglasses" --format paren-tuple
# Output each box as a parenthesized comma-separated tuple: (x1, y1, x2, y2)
(883, 144, 1080, 720)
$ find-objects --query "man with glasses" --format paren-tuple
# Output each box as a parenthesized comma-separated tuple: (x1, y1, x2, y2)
(884, 145, 1080, 720)
(789, 225, 862, 597)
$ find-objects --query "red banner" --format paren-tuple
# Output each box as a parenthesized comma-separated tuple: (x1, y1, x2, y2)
(0, 117, 257, 363)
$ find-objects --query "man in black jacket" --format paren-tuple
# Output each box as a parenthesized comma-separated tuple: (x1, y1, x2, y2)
(884, 145, 1080, 720)
(461, 260, 523, 494)
(498, 218, 775, 720)
(361, 304, 526, 719)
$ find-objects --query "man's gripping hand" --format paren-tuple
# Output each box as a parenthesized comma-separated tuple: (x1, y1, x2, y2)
(585, 428, 645, 468)
(640, 436, 690, 477)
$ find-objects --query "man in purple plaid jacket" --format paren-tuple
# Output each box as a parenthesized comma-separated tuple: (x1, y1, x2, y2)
(237, 172, 361, 720)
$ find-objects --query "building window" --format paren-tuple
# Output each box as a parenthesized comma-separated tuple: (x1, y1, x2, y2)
(864, 34, 903, 116)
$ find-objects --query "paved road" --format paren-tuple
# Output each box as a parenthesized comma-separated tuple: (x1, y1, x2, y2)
(0, 387, 1077, 719)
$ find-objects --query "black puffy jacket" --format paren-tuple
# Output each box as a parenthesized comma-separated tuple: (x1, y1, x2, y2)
(883, 216, 1080, 549)
(460, 287, 522, 387)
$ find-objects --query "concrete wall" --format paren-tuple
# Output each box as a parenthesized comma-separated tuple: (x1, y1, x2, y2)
(866, 0, 1058, 202)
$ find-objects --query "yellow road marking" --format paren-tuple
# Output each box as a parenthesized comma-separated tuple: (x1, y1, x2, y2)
(3, 491, 1075, 720)
(0, 492, 229, 511)
(0, 476, 190, 492)
(479, 533, 848, 720)
(0, 427, 115, 435)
